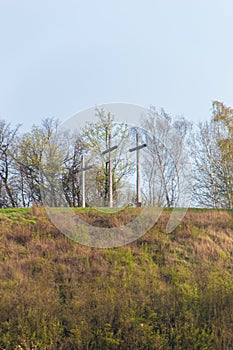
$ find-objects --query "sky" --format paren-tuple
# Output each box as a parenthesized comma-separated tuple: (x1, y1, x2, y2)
(0, 0, 233, 131)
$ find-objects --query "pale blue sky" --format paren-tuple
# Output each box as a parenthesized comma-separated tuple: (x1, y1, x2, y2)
(0, 0, 233, 130)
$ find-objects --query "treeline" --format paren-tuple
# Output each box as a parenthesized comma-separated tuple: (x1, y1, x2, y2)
(0, 101, 232, 208)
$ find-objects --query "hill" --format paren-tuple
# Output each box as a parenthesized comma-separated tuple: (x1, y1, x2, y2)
(0, 207, 232, 350)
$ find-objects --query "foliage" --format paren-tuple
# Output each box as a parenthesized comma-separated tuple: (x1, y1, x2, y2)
(190, 101, 233, 209)
(81, 108, 134, 206)
(0, 120, 21, 207)
(0, 101, 232, 210)
(212, 101, 233, 208)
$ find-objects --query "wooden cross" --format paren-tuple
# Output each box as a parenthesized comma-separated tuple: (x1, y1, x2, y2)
(73, 155, 92, 207)
(102, 133, 118, 207)
(129, 132, 147, 207)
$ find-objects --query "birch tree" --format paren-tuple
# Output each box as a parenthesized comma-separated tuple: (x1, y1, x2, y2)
(191, 101, 233, 208)
(141, 108, 191, 207)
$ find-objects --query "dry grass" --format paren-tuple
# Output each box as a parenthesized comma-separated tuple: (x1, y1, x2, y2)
(0, 207, 232, 349)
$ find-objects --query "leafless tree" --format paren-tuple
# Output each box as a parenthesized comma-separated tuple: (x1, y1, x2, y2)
(0, 120, 21, 207)
(141, 108, 192, 207)
(191, 102, 233, 208)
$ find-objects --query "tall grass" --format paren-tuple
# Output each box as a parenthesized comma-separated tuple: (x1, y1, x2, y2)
(0, 207, 232, 349)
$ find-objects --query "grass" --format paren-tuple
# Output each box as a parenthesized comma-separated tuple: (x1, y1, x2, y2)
(0, 207, 232, 349)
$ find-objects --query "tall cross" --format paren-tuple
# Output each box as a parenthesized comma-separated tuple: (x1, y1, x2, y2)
(73, 155, 92, 207)
(129, 132, 147, 207)
(102, 133, 118, 207)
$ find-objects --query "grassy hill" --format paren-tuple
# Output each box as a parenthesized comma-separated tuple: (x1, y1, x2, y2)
(0, 207, 232, 350)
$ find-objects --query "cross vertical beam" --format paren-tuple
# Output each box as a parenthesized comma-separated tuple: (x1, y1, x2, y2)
(109, 133, 113, 208)
(73, 156, 92, 208)
(136, 133, 141, 205)
(81, 155, 86, 208)
(129, 132, 147, 207)
(102, 133, 118, 207)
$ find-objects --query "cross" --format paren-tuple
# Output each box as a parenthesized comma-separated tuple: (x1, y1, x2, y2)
(129, 132, 147, 207)
(102, 133, 118, 207)
(73, 155, 92, 207)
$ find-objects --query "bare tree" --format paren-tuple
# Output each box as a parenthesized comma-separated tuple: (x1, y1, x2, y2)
(190, 122, 224, 207)
(141, 108, 191, 207)
(190, 101, 233, 208)
(61, 136, 85, 207)
(0, 120, 21, 207)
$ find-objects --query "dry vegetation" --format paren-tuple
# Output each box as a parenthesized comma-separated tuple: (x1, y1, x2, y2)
(0, 207, 233, 349)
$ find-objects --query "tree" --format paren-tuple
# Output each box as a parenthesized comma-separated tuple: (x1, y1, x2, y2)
(14, 117, 87, 208)
(16, 118, 61, 205)
(191, 101, 233, 208)
(61, 136, 85, 207)
(191, 121, 224, 208)
(212, 101, 233, 208)
(81, 108, 134, 206)
(141, 108, 191, 207)
(0, 120, 21, 207)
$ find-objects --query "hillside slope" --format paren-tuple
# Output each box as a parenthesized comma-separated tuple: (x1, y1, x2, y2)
(0, 208, 233, 350)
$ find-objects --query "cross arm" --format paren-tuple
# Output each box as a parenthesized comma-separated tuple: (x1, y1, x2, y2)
(72, 165, 93, 174)
(129, 143, 147, 152)
(102, 145, 118, 155)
